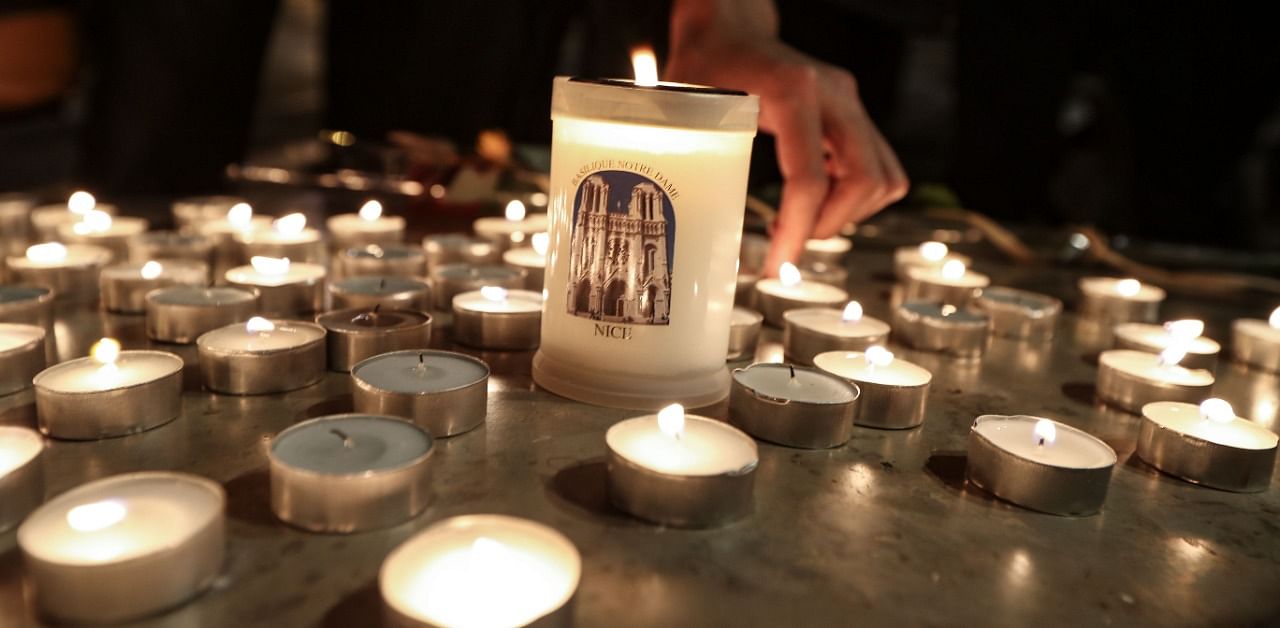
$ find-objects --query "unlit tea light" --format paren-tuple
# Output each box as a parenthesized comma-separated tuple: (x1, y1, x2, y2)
(754, 262, 848, 327)
(1096, 348, 1214, 413)
(1137, 399, 1278, 492)
(330, 275, 432, 312)
(352, 350, 490, 437)
(145, 286, 259, 344)
(336, 243, 426, 279)
(815, 346, 931, 429)
(783, 301, 890, 365)
(974, 286, 1061, 341)
(729, 363, 859, 449)
(892, 301, 989, 358)
(317, 307, 433, 372)
(197, 318, 326, 395)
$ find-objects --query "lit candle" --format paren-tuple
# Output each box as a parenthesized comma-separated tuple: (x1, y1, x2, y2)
(99, 260, 209, 313)
(326, 199, 406, 251)
(30, 191, 118, 242)
(1231, 306, 1280, 373)
(380, 515, 580, 628)
(57, 209, 148, 262)
(6, 242, 113, 303)
(893, 241, 970, 282)
(473, 200, 549, 253)
(225, 255, 326, 316)
(0, 425, 44, 532)
(1137, 399, 1278, 492)
(967, 415, 1117, 516)
(892, 301, 990, 358)
(727, 306, 763, 361)
(754, 262, 849, 328)
(1078, 277, 1165, 324)
(973, 286, 1062, 341)
(502, 231, 550, 291)
(127, 230, 215, 274)
(316, 307, 433, 372)
(33, 338, 184, 440)
(801, 235, 852, 266)
(270, 414, 434, 532)
(171, 195, 248, 233)
(1114, 319, 1221, 371)
(1096, 348, 1215, 414)
(783, 300, 891, 365)
(0, 323, 47, 396)
(814, 346, 932, 429)
(534, 53, 758, 411)
(352, 350, 489, 437)
(196, 317, 327, 395)
(903, 259, 991, 307)
(234, 212, 325, 264)
(144, 286, 259, 344)
(17, 471, 225, 623)
(606, 403, 758, 527)
(335, 243, 426, 280)
(452, 287, 543, 351)
(430, 263, 525, 311)
(422, 233, 499, 270)
(330, 275, 433, 312)
(197, 202, 272, 276)
(728, 363, 860, 449)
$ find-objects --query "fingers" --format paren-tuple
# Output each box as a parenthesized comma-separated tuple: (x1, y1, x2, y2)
(761, 69, 830, 274)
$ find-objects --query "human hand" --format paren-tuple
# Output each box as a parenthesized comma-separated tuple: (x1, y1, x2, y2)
(666, 0, 908, 274)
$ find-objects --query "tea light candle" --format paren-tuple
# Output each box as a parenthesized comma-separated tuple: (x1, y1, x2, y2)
(1096, 348, 1215, 414)
(473, 200, 549, 253)
(57, 210, 148, 262)
(0, 284, 54, 328)
(1078, 277, 1165, 324)
(330, 275, 432, 312)
(1137, 399, 1278, 492)
(974, 286, 1062, 341)
(814, 346, 932, 429)
(352, 350, 489, 437)
(127, 230, 215, 272)
(317, 307, 433, 372)
(0, 323, 47, 396)
(893, 241, 970, 282)
(335, 243, 426, 280)
(801, 236, 852, 266)
(145, 286, 259, 344)
(754, 262, 849, 327)
(0, 426, 44, 532)
(452, 287, 542, 351)
(502, 231, 549, 291)
(380, 514, 580, 628)
(7, 242, 114, 303)
(1232, 306, 1280, 373)
(33, 338, 183, 440)
(326, 200, 406, 251)
(783, 301, 890, 365)
(197, 318, 326, 395)
(171, 195, 247, 232)
(234, 212, 325, 264)
(892, 302, 990, 358)
(606, 404, 758, 527)
(100, 260, 209, 313)
(225, 256, 326, 316)
(30, 191, 117, 242)
(1114, 319, 1221, 371)
(727, 306, 763, 361)
(270, 414, 433, 532)
(198, 202, 272, 276)
(422, 233, 499, 270)
(430, 263, 525, 311)
(735, 269, 759, 308)
(17, 471, 225, 624)
(903, 260, 990, 307)
(967, 415, 1117, 516)
(728, 363, 859, 449)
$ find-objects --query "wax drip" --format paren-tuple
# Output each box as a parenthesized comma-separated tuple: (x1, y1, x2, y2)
(330, 428, 354, 449)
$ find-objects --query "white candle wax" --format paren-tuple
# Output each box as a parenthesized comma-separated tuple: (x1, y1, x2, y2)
(380, 515, 580, 628)
(35, 350, 182, 393)
(7, 243, 112, 270)
(453, 288, 544, 314)
(606, 414, 757, 476)
(224, 260, 326, 287)
(502, 246, 546, 271)
(906, 263, 991, 289)
(1143, 401, 1279, 450)
(0, 323, 46, 352)
(0, 426, 43, 479)
(1079, 277, 1166, 303)
(731, 363, 857, 404)
(352, 351, 489, 394)
(272, 414, 431, 474)
(433, 263, 522, 285)
(804, 236, 852, 255)
(1114, 322, 1221, 355)
(972, 416, 1116, 468)
(148, 286, 257, 307)
(785, 307, 890, 341)
(1098, 350, 1215, 387)
(199, 319, 325, 353)
(326, 210, 405, 238)
(813, 350, 932, 387)
(755, 277, 848, 306)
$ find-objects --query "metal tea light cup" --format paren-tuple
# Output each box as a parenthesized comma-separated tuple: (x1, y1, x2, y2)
(974, 287, 1062, 341)
(0, 324, 46, 396)
(197, 321, 327, 395)
(316, 308, 433, 372)
(145, 286, 260, 344)
(1136, 401, 1278, 493)
(33, 351, 184, 440)
(351, 350, 490, 438)
(892, 301, 989, 359)
(728, 364, 860, 449)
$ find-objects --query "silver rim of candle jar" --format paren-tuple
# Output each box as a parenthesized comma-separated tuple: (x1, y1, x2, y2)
(270, 414, 435, 533)
(335, 248, 425, 279)
(901, 275, 982, 307)
(0, 436, 43, 533)
(351, 350, 489, 437)
(1136, 406, 1277, 492)
(1232, 321, 1280, 373)
(974, 287, 1062, 341)
(145, 287, 261, 344)
(18, 471, 225, 624)
(33, 351, 184, 440)
(891, 304, 989, 358)
(965, 415, 1115, 516)
(728, 365, 860, 449)
(1113, 333, 1219, 372)
(1095, 358, 1214, 414)
(727, 313, 763, 361)
(197, 322, 327, 395)
(225, 276, 325, 317)
(317, 309, 434, 372)
(606, 446, 756, 528)
(7, 254, 111, 303)
(754, 287, 845, 328)
(782, 310, 887, 366)
(0, 325, 46, 396)
(330, 280, 432, 312)
(430, 266, 527, 311)
(0, 285, 55, 326)
(451, 304, 541, 351)
(1078, 292, 1161, 324)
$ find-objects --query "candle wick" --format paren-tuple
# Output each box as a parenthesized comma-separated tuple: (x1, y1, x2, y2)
(789, 365, 796, 379)
(330, 428, 354, 448)
(1038, 437, 1045, 447)
(379, 278, 386, 290)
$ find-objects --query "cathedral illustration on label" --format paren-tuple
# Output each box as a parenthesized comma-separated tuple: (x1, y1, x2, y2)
(566, 170, 675, 325)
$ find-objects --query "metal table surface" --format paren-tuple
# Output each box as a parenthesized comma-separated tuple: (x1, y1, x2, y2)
(2, 247, 1278, 628)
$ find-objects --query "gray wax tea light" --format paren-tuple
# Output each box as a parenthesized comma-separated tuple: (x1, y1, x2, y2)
(729, 363, 860, 449)
(329, 275, 432, 312)
(422, 233, 499, 269)
(316, 307, 433, 372)
(145, 286, 259, 344)
(335, 244, 426, 279)
(0, 285, 55, 327)
(892, 302, 989, 358)
(352, 350, 489, 437)
(974, 287, 1062, 341)
(429, 263, 525, 311)
(270, 414, 434, 533)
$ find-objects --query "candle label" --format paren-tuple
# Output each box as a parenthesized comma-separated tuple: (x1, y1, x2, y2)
(566, 169, 676, 327)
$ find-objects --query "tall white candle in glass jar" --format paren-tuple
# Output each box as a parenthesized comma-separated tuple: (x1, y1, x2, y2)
(533, 54, 758, 409)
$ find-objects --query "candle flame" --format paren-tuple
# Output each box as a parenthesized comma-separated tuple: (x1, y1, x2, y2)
(941, 259, 966, 280)
(66, 499, 127, 532)
(658, 403, 685, 439)
(74, 209, 113, 234)
(940, 304, 958, 317)
(1199, 398, 1235, 424)
(1164, 319, 1204, 341)
(842, 301, 863, 322)
(250, 255, 290, 275)
(358, 200, 383, 221)
(274, 212, 307, 236)
(779, 262, 801, 287)
(26, 242, 67, 263)
(865, 345, 894, 367)
(1158, 344, 1187, 367)
(480, 286, 509, 302)
(227, 202, 253, 228)
(1269, 306, 1280, 329)
(631, 45, 659, 86)
(1033, 419, 1057, 447)
(919, 241, 948, 262)
(504, 199, 527, 222)
(140, 261, 163, 280)
(531, 232, 549, 256)
(91, 337, 121, 366)
(1116, 278, 1141, 297)
(246, 316, 275, 333)
(68, 190, 95, 214)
